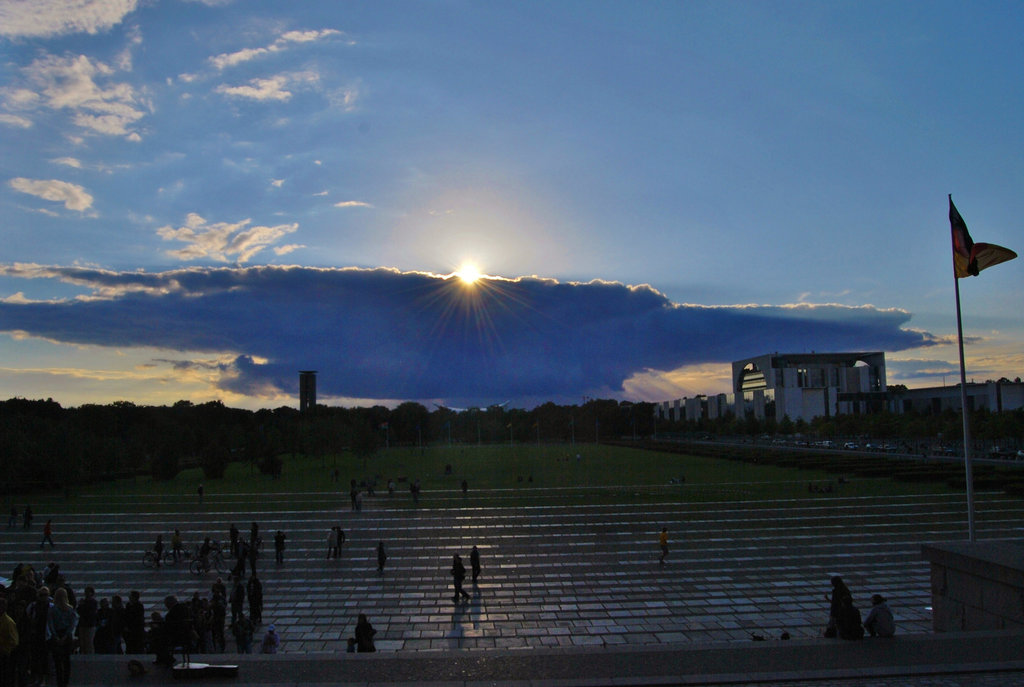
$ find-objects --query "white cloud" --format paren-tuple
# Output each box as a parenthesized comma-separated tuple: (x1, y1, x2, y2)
(334, 200, 372, 208)
(9, 177, 94, 212)
(271, 179, 285, 188)
(216, 71, 319, 103)
(216, 76, 292, 102)
(52, 157, 83, 168)
(0, 0, 139, 39)
(273, 244, 303, 256)
(209, 28, 343, 70)
(17, 53, 146, 138)
(156, 213, 299, 264)
(0, 113, 33, 128)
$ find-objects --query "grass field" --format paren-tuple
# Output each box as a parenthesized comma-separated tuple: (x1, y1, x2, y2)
(13, 442, 952, 514)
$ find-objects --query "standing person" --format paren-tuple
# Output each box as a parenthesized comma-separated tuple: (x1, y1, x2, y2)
(109, 594, 126, 654)
(246, 574, 263, 625)
(338, 528, 346, 556)
(231, 540, 247, 579)
(197, 484, 204, 504)
(229, 523, 239, 558)
(470, 545, 481, 583)
(22, 506, 32, 530)
(76, 586, 98, 654)
(354, 614, 375, 653)
(0, 596, 18, 687)
(171, 529, 184, 563)
(46, 588, 78, 687)
(123, 590, 146, 654)
(40, 519, 54, 548)
(327, 527, 338, 559)
(376, 542, 387, 573)
(249, 522, 260, 552)
(247, 535, 259, 576)
(27, 588, 51, 686)
(274, 531, 286, 565)
(210, 589, 227, 653)
(461, 479, 468, 497)
(231, 613, 253, 654)
(863, 594, 896, 637)
(450, 555, 470, 603)
(229, 577, 245, 626)
(350, 480, 359, 511)
(824, 575, 852, 638)
(153, 534, 165, 567)
(658, 527, 669, 565)
(94, 598, 114, 654)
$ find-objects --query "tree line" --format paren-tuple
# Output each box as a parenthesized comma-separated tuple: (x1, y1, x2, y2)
(0, 397, 655, 492)
(3, 394, 1022, 495)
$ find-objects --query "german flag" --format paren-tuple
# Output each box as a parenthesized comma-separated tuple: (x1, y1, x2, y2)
(950, 195, 1017, 278)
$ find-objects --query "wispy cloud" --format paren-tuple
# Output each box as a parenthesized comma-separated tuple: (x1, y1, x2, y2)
(0, 0, 139, 39)
(0, 113, 33, 128)
(334, 200, 372, 208)
(209, 28, 345, 70)
(215, 71, 319, 102)
(11, 53, 147, 139)
(156, 213, 299, 263)
(9, 177, 94, 212)
(0, 265, 938, 405)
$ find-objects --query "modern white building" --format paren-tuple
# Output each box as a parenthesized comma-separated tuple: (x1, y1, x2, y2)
(655, 351, 1024, 424)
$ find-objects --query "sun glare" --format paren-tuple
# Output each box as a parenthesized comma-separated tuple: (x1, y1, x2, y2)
(455, 263, 482, 285)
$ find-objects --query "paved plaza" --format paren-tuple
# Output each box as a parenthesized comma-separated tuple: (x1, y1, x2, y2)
(4, 480, 1024, 684)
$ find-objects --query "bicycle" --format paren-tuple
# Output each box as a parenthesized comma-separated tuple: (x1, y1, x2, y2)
(189, 548, 227, 575)
(142, 549, 171, 568)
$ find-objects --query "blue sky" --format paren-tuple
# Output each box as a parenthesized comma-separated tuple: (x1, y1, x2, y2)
(1, 0, 1021, 410)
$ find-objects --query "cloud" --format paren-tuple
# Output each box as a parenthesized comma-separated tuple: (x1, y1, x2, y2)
(334, 200, 372, 208)
(9, 178, 94, 212)
(51, 157, 83, 168)
(0, 113, 33, 128)
(209, 28, 344, 70)
(216, 73, 318, 102)
(0, 265, 938, 405)
(156, 213, 299, 263)
(0, 0, 139, 38)
(14, 53, 146, 138)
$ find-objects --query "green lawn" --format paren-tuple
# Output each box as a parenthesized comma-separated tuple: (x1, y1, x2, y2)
(14, 443, 953, 514)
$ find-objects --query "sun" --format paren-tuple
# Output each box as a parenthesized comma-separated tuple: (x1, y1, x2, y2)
(455, 262, 483, 285)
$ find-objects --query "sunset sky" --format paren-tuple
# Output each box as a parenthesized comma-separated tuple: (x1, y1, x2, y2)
(1, 0, 1022, 410)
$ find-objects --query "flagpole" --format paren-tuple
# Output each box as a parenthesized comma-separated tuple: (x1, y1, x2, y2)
(953, 272, 976, 542)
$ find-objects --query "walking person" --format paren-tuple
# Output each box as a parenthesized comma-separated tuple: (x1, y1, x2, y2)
(327, 527, 338, 559)
(22, 505, 32, 530)
(376, 542, 387, 573)
(46, 588, 78, 687)
(153, 533, 165, 567)
(450, 554, 470, 603)
(470, 545, 481, 583)
(658, 527, 668, 565)
(40, 519, 54, 548)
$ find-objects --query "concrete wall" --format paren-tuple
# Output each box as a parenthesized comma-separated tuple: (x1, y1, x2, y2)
(921, 542, 1024, 632)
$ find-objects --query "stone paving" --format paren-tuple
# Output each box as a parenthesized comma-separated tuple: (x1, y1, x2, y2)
(4, 482, 1024, 656)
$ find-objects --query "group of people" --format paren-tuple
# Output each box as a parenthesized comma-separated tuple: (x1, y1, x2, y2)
(824, 575, 896, 640)
(1, 562, 155, 687)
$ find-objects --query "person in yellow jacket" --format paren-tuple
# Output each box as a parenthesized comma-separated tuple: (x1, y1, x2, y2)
(0, 595, 20, 685)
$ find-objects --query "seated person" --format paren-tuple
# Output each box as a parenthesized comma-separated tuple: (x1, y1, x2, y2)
(863, 594, 895, 637)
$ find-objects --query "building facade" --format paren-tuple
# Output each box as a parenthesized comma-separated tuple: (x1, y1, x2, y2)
(299, 370, 317, 412)
(654, 352, 1024, 424)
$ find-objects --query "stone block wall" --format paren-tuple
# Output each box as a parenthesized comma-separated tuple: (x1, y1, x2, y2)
(921, 542, 1024, 632)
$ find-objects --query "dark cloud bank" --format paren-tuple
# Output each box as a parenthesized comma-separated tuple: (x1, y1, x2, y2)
(0, 265, 938, 404)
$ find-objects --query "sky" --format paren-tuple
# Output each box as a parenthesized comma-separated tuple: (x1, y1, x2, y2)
(1, 0, 1022, 411)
